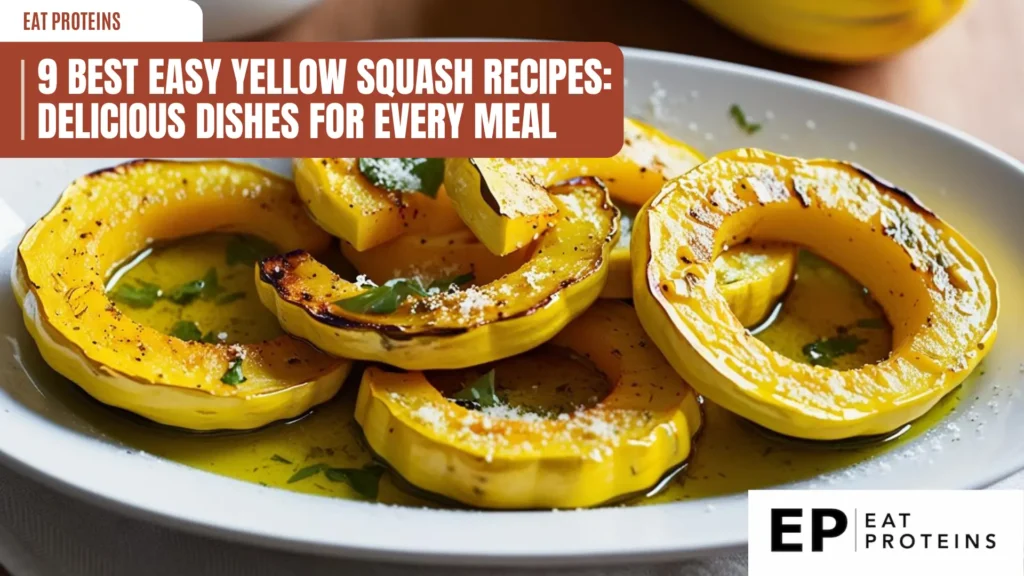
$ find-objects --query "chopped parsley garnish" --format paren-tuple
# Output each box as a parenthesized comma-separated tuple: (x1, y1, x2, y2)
(287, 463, 328, 483)
(323, 465, 385, 499)
(220, 358, 246, 386)
(215, 291, 247, 305)
(729, 104, 762, 135)
(169, 320, 203, 342)
(226, 235, 279, 267)
(167, 268, 222, 305)
(855, 317, 886, 329)
(802, 334, 867, 367)
(335, 273, 473, 314)
(270, 454, 292, 465)
(334, 278, 428, 314)
(109, 280, 162, 308)
(358, 158, 444, 198)
(428, 272, 474, 292)
(451, 369, 500, 408)
(286, 463, 384, 499)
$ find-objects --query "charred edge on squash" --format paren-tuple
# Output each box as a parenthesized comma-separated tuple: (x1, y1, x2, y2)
(262, 198, 614, 340)
(552, 176, 611, 195)
(844, 162, 936, 218)
(257, 250, 462, 338)
(83, 158, 159, 179)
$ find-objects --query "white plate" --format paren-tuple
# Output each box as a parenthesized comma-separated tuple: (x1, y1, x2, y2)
(1, 47, 1023, 567)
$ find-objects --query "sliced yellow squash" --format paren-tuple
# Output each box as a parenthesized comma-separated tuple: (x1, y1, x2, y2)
(14, 160, 351, 430)
(294, 158, 465, 251)
(443, 157, 558, 256)
(633, 148, 998, 440)
(355, 300, 703, 509)
(715, 242, 797, 326)
(257, 178, 617, 370)
(340, 228, 530, 287)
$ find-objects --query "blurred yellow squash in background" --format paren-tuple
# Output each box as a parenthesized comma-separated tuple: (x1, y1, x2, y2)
(687, 0, 968, 62)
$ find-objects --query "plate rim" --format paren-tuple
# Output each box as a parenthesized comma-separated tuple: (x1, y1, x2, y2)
(1, 45, 1023, 567)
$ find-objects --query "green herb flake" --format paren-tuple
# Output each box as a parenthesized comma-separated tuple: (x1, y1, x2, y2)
(802, 334, 867, 367)
(287, 463, 328, 484)
(358, 158, 444, 198)
(201, 331, 223, 344)
(729, 104, 762, 135)
(334, 278, 428, 315)
(169, 320, 203, 342)
(855, 317, 886, 330)
(451, 369, 500, 408)
(167, 268, 222, 305)
(323, 465, 385, 499)
(270, 454, 292, 465)
(215, 291, 247, 305)
(226, 235, 279, 267)
(428, 272, 474, 292)
(109, 281, 162, 308)
(220, 358, 246, 386)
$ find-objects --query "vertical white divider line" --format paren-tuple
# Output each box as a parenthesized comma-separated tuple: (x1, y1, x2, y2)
(20, 60, 26, 141)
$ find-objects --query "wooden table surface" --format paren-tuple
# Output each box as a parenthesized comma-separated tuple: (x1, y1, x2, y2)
(269, 0, 1024, 160)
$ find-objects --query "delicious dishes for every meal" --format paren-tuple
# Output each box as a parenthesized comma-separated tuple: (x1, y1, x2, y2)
(13, 118, 997, 509)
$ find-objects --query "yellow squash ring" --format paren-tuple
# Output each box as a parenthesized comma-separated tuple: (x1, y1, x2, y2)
(256, 178, 617, 370)
(633, 148, 998, 440)
(14, 161, 351, 430)
(355, 300, 703, 509)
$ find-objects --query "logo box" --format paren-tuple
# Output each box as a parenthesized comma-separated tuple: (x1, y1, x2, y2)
(749, 490, 1024, 576)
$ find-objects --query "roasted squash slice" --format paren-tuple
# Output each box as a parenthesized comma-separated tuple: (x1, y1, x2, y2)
(715, 242, 797, 326)
(294, 158, 465, 251)
(13, 160, 351, 430)
(355, 300, 703, 509)
(340, 228, 530, 287)
(257, 178, 617, 370)
(443, 157, 558, 256)
(633, 148, 998, 440)
(443, 118, 705, 273)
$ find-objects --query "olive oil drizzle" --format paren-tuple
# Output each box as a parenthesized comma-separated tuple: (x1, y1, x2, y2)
(46, 239, 964, 508)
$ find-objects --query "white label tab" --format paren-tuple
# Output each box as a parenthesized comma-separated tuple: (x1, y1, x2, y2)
(750, 490, 1024, 576)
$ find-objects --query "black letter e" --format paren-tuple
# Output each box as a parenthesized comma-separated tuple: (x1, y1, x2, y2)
(771, 508, 803, 552)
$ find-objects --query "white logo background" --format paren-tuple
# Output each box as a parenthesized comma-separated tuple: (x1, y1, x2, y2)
(750, 490, 1024, 576)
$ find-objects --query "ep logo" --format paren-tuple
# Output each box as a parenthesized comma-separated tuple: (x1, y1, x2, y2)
(770, 508, 848, 552)
(749, 490, 1024, 576)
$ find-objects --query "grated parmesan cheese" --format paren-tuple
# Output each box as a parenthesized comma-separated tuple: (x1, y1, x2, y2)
(411, 404, 446, 431)
(354, 274, 376, 289)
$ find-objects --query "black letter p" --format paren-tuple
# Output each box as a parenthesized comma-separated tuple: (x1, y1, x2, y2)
(811, 508, 848, 552)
